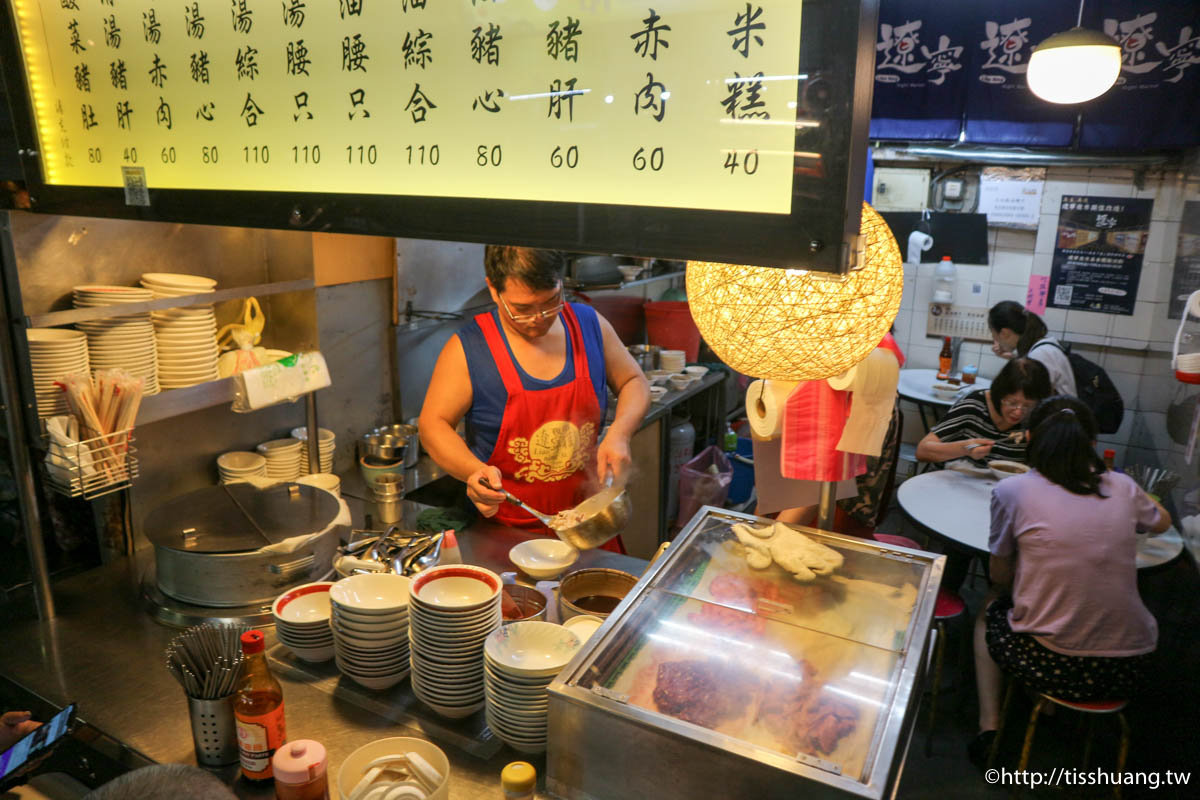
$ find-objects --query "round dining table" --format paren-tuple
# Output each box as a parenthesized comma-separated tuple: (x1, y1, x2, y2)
(897, 468, 1184, 569)
(897, 368, 993, 432)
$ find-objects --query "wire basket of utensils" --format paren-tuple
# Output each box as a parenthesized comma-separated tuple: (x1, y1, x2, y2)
(1127, 465, 1181, 499)
(165, 624, 246, 767)
(43, 425, 139, 500)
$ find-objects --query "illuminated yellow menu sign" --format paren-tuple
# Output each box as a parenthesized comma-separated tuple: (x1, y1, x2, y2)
(11, 0, 802, 214)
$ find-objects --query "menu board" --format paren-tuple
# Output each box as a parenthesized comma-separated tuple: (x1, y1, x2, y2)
(9, 0, 803, 215)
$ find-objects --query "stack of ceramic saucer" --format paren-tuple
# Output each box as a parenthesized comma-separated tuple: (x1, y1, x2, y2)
(141, 273, 219, 389)
(216, 451, 267, 483)
(26, 328, 90, 419)
(408, 565, 502, 719)
(272, 582, 335, 663)
(291, 426, 335, 473)
(330, 573, 412, 691)
(484, 621, 582, 753)
(256, 437, 304, 481)
(73, 285, 159, 395)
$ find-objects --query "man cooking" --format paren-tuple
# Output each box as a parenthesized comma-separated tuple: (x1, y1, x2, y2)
(419, 246, 650, 550)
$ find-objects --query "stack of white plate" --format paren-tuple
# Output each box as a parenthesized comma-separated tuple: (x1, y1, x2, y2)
(272, 581, 335, 663)
(141, 273, 220, 389)
(291, 426, 335, 473)
(484, 621, 582, 753)
(216, 451, 267, 483)
(26, 329, 90, 419)
(660, 349, 686, 372)
(408, 565, 502, 719)
(73, 285, 159, 395)
(330, 573, 412, 691)
(256, 438, 304, 481)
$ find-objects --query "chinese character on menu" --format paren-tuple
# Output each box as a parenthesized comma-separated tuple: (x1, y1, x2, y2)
(631, 9, 670, 60)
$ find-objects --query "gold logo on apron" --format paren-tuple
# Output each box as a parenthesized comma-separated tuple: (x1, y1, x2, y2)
(508, 421, 595, 483)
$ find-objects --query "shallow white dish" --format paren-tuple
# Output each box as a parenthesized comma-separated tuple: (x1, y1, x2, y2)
(331, 573, 412, 614)
(509, 539, 579, 580)
(562, 614, 604, 644)
(989, 460, 1030, 481)
(484, 621, 581, 677)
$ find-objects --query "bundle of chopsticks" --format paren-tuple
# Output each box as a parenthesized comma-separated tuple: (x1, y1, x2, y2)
(1127, 464, 1181, 498)
(165, 624, 245, 700)
(55, 369, 143, 482)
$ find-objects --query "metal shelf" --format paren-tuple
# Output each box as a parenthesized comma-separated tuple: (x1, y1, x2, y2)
(572, 271, 685, 293)
(135, 376, 239, 426)
(25, 278, 315, 328)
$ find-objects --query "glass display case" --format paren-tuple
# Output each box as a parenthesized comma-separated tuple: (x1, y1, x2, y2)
(547, 507, 945, 800)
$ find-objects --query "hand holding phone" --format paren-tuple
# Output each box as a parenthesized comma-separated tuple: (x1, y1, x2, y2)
(0, 712, 40, 752)
(0, 704, 75, 789)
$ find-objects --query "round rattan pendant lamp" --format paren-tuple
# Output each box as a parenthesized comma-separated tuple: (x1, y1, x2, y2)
(686, 203, 903, 381)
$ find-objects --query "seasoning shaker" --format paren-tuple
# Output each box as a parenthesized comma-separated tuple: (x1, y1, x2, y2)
(501, 761, 536, 800)
(272, 739, 329, 800)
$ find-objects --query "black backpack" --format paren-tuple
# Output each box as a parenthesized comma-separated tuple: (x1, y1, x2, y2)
(1031, 340, 1124, 434)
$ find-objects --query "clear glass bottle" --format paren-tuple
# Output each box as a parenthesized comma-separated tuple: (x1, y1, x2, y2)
(235, 630, 286, 782)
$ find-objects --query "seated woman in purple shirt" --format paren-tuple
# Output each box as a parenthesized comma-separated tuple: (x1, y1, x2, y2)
(969, 396, 1171, 764)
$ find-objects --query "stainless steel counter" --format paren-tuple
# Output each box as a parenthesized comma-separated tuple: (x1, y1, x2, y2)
(0, 513, 645, 799)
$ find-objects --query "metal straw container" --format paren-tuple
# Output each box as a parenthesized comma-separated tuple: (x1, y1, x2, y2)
(187, 694, 239, 766)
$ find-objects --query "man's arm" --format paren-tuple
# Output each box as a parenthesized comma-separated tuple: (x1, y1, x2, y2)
(595, 314, 650, 482)
(418, 335, 506, 513)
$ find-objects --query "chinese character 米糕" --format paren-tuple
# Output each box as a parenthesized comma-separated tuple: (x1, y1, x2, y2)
(727, 3, 765, 59)
(721, 72, 769, 119)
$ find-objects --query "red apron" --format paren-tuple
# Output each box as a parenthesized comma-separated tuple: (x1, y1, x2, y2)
(477, 306, 623, 552)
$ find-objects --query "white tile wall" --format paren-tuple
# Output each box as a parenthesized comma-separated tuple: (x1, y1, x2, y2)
(885, 163, 1194, 465)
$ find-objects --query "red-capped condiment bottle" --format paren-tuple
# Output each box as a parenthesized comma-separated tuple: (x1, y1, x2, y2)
(235, 630, 287, 781)
(937, 337, 953, 380)
(271, 739, 329, 800)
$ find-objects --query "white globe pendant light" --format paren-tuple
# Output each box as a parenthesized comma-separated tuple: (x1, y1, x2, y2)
(1027, 20, 1121, 105)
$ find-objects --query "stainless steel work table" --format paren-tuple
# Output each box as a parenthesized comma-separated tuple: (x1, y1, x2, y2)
(0, 515, 646, 799)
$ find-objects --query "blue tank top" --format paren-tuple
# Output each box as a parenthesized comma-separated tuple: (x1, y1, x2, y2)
(458, 303, 607, 461)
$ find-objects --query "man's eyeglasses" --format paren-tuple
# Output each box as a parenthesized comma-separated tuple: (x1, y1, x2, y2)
(499, 289, 563, 324)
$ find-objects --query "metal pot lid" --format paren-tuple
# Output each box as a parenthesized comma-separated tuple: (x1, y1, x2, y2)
(145, 483, 340, 553)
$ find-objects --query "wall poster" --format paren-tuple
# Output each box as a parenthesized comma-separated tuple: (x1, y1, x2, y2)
(1047, 195, 1154, 316)
(1169, 201, 1200, 319)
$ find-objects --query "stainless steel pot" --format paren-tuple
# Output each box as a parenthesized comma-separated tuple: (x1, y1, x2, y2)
(145, 483, 342, 608)
(364, 423, 419, 468)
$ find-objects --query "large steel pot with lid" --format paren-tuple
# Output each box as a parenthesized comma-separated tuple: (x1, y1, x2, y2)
(145, 483, 342, 607)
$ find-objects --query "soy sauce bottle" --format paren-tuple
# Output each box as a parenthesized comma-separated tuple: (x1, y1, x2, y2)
(235, 630, 286, 781)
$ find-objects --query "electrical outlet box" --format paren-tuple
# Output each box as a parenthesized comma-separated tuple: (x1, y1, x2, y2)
(943, 179, 964, 200)
(871, 168, 930, 212)
(925, 303, 992, 342)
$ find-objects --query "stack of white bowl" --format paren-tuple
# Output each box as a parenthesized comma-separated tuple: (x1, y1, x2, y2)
(26, 329, 90, 420)
(408, 565, 502, 718)
(73, 285, 159, 395)
(330, 573, 412, 691)
(484, 621, 582, 753)
(256, 438, 304, 481)
(291, 426, 335, 473)
(216, 451, 267, 483)
(272, 581, 335, 662)
(141, 273, 220, 389)
(659, 349, 686, 372)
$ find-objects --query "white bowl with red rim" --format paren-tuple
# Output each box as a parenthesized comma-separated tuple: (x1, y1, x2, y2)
(272, 582, 334, 627)
(330, 573, 411, 614)
(410, 565, 501, 610)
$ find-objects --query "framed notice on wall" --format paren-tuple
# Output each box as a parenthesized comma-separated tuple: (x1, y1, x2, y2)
(1047, 195, 1153, 316)
(0, 0, 879, 272)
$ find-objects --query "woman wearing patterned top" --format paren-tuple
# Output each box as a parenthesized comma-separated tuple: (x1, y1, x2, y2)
(916, 357, 1052, 466)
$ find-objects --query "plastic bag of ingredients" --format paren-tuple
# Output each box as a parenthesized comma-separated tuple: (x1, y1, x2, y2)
(676, 445, 733, 526)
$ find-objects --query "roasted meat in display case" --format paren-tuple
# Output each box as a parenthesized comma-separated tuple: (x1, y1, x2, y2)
(547, 507, 945, 800)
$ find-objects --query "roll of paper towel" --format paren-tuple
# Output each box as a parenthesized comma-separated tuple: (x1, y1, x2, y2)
(746, 380, 796, 440)
(828, 349, 900, 457)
